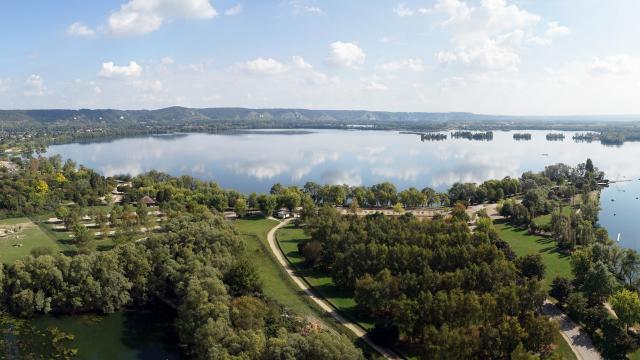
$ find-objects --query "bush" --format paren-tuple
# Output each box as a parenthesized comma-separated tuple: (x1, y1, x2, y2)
(30, 246, 54, 257)
(302, 241, 322, 266)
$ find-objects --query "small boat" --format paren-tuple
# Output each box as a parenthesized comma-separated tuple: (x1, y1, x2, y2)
(611, 199, 615, 202)
(617, 233, 621, 242)
(541, 153, 549, 156)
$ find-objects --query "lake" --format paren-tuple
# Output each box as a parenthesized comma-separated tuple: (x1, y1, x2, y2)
(32, 304, 182, 359)
(46, 129, 640, 250)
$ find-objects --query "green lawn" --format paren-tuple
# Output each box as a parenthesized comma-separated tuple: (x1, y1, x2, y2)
(554, 335, 577, 360)
(495, 220, 573, 286)
(532, 205, 575, 227)
(277, 224, 374, 330)
(496, 220, 577, 360)
(0, 218, 63, 264)
(233, 218, 338, 320)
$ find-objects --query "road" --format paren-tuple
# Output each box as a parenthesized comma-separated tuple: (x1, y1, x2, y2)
(266, 218, 403, 360)
(542, 301, 602, 360)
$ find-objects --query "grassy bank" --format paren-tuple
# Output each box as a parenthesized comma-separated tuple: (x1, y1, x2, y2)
(495, 220, 573, 286)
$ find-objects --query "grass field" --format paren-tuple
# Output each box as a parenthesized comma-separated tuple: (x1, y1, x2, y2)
(0, 217, 63, 264)
(532, 205, 575, 227)
(495, 220, 573, 286)
(277, 224, 374, 330)
(234, 218, 344, 322)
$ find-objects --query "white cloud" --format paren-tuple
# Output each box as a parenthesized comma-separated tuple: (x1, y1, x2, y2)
(436, 39, 520, 71)
(430, 0, 568, 71)
(67, 22, 96, 37)
(394, 3, 414, 17)
(544, 21, 570, 38)
(161, 56, 175, 65)
(99, 61, 143, 78)
(107, 0, 217, 36)
(327, 41, 366, 68)
(235, 56, 334, 85)
(23, 74, 47, 96)
(224, 4, 243, 16)
(292, 56, 313, 70)
(238, 58, 289, 76)
(289, 1, 323, 15)
(430, 0, 472, 24)
(586, 55, 640, 76)
(376, 58, 425, 72)
(363, 80, 388, 91)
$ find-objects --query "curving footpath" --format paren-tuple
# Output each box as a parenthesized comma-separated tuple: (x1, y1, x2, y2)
(542, 301, 602, 360)
(266, 218, 403, 360)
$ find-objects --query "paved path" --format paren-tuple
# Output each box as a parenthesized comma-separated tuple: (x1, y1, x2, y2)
(542, 301, 602, 360)
(266, 218, 403, 360)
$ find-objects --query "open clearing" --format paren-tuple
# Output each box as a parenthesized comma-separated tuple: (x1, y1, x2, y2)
(0, 218, 62, 264)
(495, 220, 573, 286)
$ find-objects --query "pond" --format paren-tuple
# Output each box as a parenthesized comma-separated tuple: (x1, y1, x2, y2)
(32, 304, 182, 360)
(45, 129, 640, 250)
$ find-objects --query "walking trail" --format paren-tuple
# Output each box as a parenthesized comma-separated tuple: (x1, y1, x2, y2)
(542, 301, 602, 360)
(266, 218, 403, 360)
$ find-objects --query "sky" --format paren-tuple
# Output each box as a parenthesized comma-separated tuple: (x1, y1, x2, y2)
(2, 0, 640, 115)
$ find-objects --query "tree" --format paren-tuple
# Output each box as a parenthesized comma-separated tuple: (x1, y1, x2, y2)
(257, 194, 277, 217)
(450, 202, 469, 222)
(609, 289, 640, 330)
(235, 198, 248, 218)
(619, 249, 640, 287)
(371, 182, 397, 207)
(348, 198, 359, 215)
(270, 183, 284, 195)
(392, 202, 405, 214)
(585, 158, 595, 174)
(224, 258, 262, 296)
(398, 187, 426, 209)
(582, 261, 617, 304)
(549, 277, 572, 304)
(230, 296, 269, 330)
(302, 241, 322, 266)
(72, 223, 94, 249)
(517, 254, 546, 280)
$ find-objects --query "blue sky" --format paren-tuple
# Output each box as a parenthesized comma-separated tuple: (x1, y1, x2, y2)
(2, 0, 640, 115)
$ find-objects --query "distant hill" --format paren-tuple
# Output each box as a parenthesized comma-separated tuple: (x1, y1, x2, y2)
(2, 106, 640, 130)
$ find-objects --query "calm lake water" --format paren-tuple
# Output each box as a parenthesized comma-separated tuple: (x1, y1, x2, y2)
(46, 129, 640, 249)
(32, 305, 181, 360)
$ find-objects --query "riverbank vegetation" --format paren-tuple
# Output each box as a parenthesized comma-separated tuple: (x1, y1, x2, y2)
(493, 159, 640, 358)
